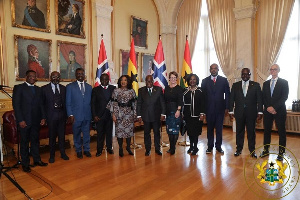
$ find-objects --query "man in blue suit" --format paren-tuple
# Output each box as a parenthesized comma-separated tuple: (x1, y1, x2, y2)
(201, 63, 230, 154)
(66, 68, 92, 159)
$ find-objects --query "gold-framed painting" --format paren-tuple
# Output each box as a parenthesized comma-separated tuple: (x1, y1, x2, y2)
(119, 49, 139, 77)
(11, 0, 50, 32)
(131, 16, 148, 49)
(14, 35, 52, 81)
(56, 0, 86, 38)
(141, 53, 154, 82)
(57, 40, 86, 81)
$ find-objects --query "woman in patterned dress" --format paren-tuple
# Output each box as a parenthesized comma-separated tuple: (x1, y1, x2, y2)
(109, 75, 137, 157)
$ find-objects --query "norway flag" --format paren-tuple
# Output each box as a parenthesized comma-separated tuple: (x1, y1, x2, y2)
(152, 38, 167, 90)
(95, 36, 110, 87)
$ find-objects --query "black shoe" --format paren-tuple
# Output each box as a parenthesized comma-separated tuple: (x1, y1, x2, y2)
(216, 148, 224, 154)
(259, 150, 269, 158)
(251, 152, 257, 158)
(126, 148, 134, 155)
(191, 149, 199, 155)
(155, 150, 162, 155)
(119, 149, 124, 157)
(22, 165, 31, 173)
(145, 150, 151, 156)
(49, 157, 55, 163)
(277, 153, 284, 161)
(34, 161, 48, 167)
(166, 149, 171, 153)
(206, 149, 212, 154)
(83, 151, 92, 157)
(234, 151, 241, 157)
(187, 148, 193, 154)
(96, 152, 102, 157)
(170, 150, 175, 155)
(77, 152, 83, 159)
(61, 154, 69, 160)
(107, 149, 114, 154)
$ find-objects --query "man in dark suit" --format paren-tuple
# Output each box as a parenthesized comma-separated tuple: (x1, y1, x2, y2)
(12, 70, 48, 172)
(201, 63, 230, 154)
(42, 71, 69, 163)
(66, 68, 92, 159)
(91, 73, 116, 157)
(22, 0, 46, 29)
(229, 68, 263, 158)
(66, 4, 82, 35)
(260, 64, 289, 161)
(137, 75, 166, 156)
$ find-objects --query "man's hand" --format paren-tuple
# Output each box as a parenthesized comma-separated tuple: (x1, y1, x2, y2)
(257, 114, 263, 121)
(225, 109, 229, 116)
(94, 116, 100, 122)
(68, 116, 75, 124)
(199, 115, 204, 121)
(19, 121, 27, 128)
(138, 117, 142, 123)
(229, 114, 234, 122)
(267, 106, 277, 114)
(112, 114, 117, 122)
(160, 115, 165, 121)
(40, 119, 46, 126)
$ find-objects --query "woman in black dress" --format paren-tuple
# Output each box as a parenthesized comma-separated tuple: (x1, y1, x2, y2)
(183, 74, 205, 155)
(164, 71, 183, 155)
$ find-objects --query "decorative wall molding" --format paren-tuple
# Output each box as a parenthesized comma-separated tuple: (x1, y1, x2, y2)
(233, 5, 256, 20)
(160, 24, 177, 35)
(95, 3, 113, 19)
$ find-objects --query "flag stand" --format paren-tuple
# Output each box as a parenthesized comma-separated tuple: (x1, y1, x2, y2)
(178, 133, 190, 146)
(130, 120, 142, 149)
(160, 121, 169, 148)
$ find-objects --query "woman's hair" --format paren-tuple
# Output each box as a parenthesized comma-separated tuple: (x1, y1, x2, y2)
(169, 71, 178, 79)
(117, 75, 133, 89)
(186, 73, 199, 86)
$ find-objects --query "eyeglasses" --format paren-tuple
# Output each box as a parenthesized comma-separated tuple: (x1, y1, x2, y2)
(169, 77, 177, 80)
(270, 68, 278, 71)
(51, 76, 61, 79)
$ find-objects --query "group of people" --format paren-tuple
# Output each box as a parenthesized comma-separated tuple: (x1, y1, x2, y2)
(12, 62, 289, 173)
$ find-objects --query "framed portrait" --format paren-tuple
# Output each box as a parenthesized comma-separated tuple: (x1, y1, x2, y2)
(131, 16, 148, 49)
(14, 35, 52, 81)
(141, 53, 154, 82)
(57, 40, 86, 81)
(56, 0, 85, 38)
(11, 0, 50, 32)
(119, 49, 139, 77)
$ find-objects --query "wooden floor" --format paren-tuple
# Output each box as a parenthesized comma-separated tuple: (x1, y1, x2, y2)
(1, 126, 300, 200)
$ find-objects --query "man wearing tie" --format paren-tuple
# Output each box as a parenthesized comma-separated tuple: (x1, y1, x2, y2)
(229, 68, 263, 158)
(260, 64, 289, 161)
(91, 73, 116, 157)
(201, 63, 230, 154)
(66, 68, 92, 159)
(137, 75, 166, 156)
(13, 70, 48, 172)
(42, 71, 69, 163)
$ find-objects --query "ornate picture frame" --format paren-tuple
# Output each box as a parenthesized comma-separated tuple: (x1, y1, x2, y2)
(141, 53, 154, 82)
(131, 16, 148, 49)
(56, 0, 86, 38)
(57, 40, 86, 81)
(11, 0, 50, 32)
(14, 35, 52, 81)
(119, 49, 139, 77)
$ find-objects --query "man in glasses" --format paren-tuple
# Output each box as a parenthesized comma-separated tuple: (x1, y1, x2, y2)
(42, 71, 69, 163)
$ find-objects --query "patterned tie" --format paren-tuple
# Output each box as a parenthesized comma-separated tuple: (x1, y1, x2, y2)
(213, 77, 216, 84)
(243, 82, 247, 97)
(80, 82, 84, 95)
(270, 79, 275, 96)
(55, 84, 59, 95)
(148, 88, 151, 96)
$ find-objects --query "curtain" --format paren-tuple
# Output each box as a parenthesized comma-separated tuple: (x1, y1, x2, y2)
(256, 0, 295, 85)
(177, 0, 202, 74)
(206, 0, 236, 85)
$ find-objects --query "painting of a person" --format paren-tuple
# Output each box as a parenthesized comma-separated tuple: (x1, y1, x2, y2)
(27, 44, 45, 78)
(22, 0, 46, 29)
(66, 4, 82, 35)
(133, 23, 145, 47)
(67, 51, 82, 79)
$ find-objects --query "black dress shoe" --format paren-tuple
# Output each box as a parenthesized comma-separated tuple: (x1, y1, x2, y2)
(234, 151, 241, 157)
(49, 157, 55, 163)
(155, 150, 162, 155)
(119, 149, 124, 157)
(191, 149, 199, 155)
(34, 161, 48, 167)
(83, 151, 92, 157)
(145, 150, 151, 156)
(77, 152, 83, 159)
(277, 153, 284, 161)
(251, 152, 257, 158)
(126, 148, 134, 155)
(61, 154, 69, 160)
(166, 149, 171, 153)
(259, 150, 269, 158)
(22, 165, 31, 173)
(187, 148, 193, 154)
(96, 152, 102, 157)
(170, 150, 175, 155)
(216, 148, 224, 154)
(107, 149, 114, 154)
(206, 149, 212, 154)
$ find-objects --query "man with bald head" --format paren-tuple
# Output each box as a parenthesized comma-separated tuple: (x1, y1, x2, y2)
(260, 64, 289, 161)
(42, 71, 69, 163)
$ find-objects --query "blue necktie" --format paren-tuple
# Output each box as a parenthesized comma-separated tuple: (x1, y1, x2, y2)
(80, 83, 84, 95)
(270, 79, 275, 96)
(30, 86, 35, 95)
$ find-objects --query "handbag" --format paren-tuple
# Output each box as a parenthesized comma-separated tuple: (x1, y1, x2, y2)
(180, 119, 187, 136)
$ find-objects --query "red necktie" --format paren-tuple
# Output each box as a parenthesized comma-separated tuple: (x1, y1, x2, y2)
(104, 86, 107, 89)
(213, 77, 216, 83)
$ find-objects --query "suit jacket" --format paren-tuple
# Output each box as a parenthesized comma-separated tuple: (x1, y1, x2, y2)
(201, 75, 230, 115)
(12, 83, 45, 125)
(41, 83, 67, 121)
(262, 78, 289, 115)
(137, 86, 166, 122)
(66, 81, 92, 121)
(67, 13, 82, 35)
(91, 85, 116, 120)
(229, 81, 263, 119)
